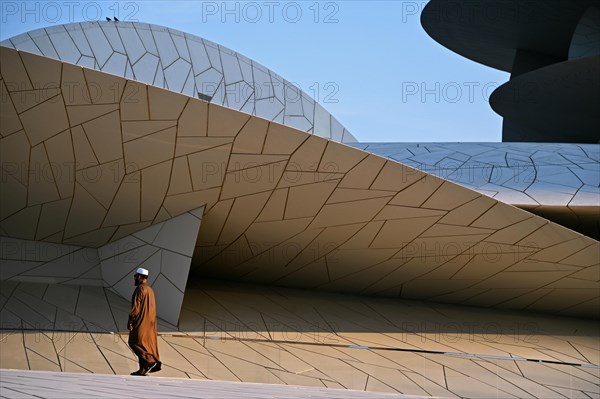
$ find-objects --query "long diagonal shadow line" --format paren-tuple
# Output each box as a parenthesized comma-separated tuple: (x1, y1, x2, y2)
(135, 332, 600, 369)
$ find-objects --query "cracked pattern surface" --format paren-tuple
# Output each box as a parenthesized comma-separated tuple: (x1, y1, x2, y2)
(1, 21, 356, 143)
(0, 47, 598, 317)
(1, 280, 598, 398)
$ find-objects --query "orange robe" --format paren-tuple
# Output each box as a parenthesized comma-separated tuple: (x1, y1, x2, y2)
(128, 284, 161, 371)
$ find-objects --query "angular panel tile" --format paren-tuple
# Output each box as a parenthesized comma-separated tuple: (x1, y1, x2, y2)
(285, 181, 338, 219)
(76, 160, 125, 209)
(103, 172, 141, 227)
(310, 197, 391, 229)
(218, 192, 271, 245)
(124, 127, 176, 170)
(120, 81, 148, 121)
(371, 161, 425, 192)
(262, 123, 307, 155)
(141, 160, 172, 221)
(371, 216, 441, 249)
(63, 183, 106, 238)
(207, 103, 249, 137)
(83, 69, 125, 105)
(82, 110, 123, 163)
(148, 85, 188, 120)
(20, 95, 69, 146)
(318, 142, 367, 174)
(178, 99, 208, 137)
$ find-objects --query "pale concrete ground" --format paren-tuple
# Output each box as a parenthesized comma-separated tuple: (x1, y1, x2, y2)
(1, 280, 599, 398)
(0, 369, 428, 399)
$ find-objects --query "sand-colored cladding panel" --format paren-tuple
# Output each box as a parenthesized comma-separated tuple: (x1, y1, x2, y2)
(1, 47, 598, 317)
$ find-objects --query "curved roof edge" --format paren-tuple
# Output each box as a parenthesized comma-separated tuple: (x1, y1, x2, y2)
(1, 21, 357, 144)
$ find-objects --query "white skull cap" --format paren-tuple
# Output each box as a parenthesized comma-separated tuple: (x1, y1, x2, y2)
(135, 267, 149, 276)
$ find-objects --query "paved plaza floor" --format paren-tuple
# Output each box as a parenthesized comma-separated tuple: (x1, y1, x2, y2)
(1, 280, 598, 398)
(0, 369, 428, 398)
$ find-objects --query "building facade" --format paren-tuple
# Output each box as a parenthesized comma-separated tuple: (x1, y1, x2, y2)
(0, 12, 599, 397)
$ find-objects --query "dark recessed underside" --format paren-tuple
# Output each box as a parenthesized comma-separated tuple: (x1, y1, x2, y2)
(490, 55, 600, 143)
(421, 0, 598, 72)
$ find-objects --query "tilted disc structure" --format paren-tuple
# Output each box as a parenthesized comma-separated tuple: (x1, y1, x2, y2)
(1, 21, 599, 327)
(421, 0, 600, 143)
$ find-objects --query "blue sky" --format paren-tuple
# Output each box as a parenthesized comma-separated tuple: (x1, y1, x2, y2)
(0, 0, 508, 142)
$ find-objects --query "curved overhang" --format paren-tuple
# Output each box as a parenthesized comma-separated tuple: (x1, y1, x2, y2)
(350, 142, 600, 239)
(1, 47, 598, 319)
(421, 0, 597, 73)
(1, 21, 357, 143)
(489, 55, 600, 143)
(520, 205, 600, 241)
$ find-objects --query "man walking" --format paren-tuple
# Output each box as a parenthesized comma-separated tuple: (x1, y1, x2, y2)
(128, 267, 162, 376)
